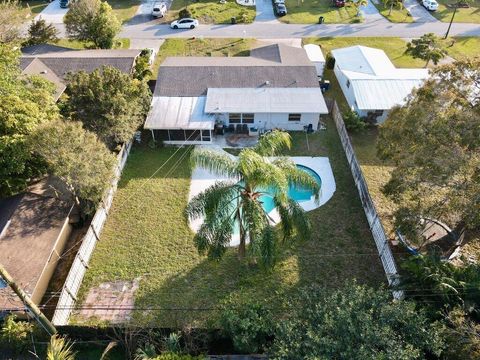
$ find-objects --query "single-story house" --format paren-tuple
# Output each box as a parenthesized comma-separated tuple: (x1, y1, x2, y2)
(20, 44, 142, 101)
(331, 45, 429, 123)
(145, 44, 329, 144)
(0, 177, 76, 317)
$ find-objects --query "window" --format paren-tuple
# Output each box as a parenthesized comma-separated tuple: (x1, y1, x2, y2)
(242, 113, 254, 124)
(288, 113, 302, 121)
(346, 80, 350, 88)
(229, 113, 241, 123)
(0, 278, 6, 289)
(229, 113, 254, 124)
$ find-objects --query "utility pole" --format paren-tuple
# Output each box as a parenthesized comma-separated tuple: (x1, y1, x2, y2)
(0, 264, 57, 336)
(444, 3, 458, 39)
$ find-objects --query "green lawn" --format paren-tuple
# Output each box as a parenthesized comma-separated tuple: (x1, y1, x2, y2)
(151, 38, 252, 79)
(439, 37, 480, 59)
(280, 0, 360, 23)
(21, 0, 48, 17)
(372, 1, 413, 22)
(107, 0, 141, 23)
(77, 122, 384, 328)
(54, 38, 130, 49)
(304, 37, 426, 67)
(431, 0, 480, 23)
(164, 0, 255, 24)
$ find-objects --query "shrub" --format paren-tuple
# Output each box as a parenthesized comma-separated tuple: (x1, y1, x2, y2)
(220, 299, 274, 353)
(343, 110, 366, 132)
(179, 8, 191, 19)
(0, 315, 34, 353)
(325, 52, 335, 69)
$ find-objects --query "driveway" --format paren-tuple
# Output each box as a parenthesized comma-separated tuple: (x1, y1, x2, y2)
(403, 0, 438, 22)
(362, 1, 389, 24)
(255, 0, 280, 23)
(127, 0, 173, 25)
(35, 0, 68, 25)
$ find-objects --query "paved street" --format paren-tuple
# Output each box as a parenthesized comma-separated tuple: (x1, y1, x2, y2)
(120, 21, 480, 40)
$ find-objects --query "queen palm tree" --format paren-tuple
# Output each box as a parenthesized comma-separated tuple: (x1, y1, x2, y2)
(383, 0, 403, 16)
(185, 131, 320, 268)
(353, 0, 368, 17)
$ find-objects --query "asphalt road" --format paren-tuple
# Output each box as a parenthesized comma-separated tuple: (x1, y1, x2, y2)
(119, 22, 480, 40)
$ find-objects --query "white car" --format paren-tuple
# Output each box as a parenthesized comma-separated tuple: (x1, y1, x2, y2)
(170, 18, 199, 29)
(151, 2, 167, 18)
(422, 0, 438, 11)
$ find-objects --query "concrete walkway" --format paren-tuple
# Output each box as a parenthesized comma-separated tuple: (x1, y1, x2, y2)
(361, 1, 389, 24)
(254, 0, 280, 23)
(403, 0, 438, 22)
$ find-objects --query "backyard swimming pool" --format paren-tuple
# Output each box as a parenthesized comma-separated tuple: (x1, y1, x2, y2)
(252, 164, 322, 214)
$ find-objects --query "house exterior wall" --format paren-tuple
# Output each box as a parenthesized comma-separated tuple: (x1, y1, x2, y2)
(225, 113, 320, 131)
(31, 215, 73, 305)
(334, 65, 358, 113)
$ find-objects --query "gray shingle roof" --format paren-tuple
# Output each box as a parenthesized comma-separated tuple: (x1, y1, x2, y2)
(155, 44, 318, 97)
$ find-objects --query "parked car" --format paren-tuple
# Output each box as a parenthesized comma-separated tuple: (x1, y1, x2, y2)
(170, 18, 199, 29)
(274, 3, 287, 16)
(332, 0, 345, 7)
(151, 2, 167, 18)
(59, 0, 69, 8)
(422, 0, 439, 10)
(273, 0, 285, 4)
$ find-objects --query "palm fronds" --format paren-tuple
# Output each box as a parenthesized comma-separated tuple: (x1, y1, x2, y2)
(190, 147, 239, 178)
(253, 130, 292, 156)
(47, 335, 76, 360)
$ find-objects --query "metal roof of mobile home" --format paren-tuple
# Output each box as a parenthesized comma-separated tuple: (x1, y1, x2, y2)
(205, 88, 329, 114)
(331, 45, 429, 110)
(144, 96, 214, 130)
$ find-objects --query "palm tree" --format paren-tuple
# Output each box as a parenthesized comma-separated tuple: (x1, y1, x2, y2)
(185, 131, 320, 267)
(383, 0, 403, 16)
(47, 335, 76, 360)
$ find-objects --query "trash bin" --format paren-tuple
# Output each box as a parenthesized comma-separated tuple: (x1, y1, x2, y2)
(320, 80, 330, 91)
(231, 16, 237, 24)
(319, 16, 324, 24)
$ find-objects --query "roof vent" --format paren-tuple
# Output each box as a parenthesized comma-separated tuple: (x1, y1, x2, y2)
(41, 70, 48, 74)
(265, 80, 270, 86)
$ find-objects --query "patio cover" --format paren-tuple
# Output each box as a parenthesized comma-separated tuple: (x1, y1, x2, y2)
(144, 96, 214, 130)
(204, 88, 328, 114)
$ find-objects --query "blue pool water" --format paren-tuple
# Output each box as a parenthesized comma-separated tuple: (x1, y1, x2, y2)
(250, 164, 322, 214)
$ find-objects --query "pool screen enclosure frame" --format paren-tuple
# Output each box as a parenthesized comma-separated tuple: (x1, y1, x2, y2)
(151, 129, 212, 143)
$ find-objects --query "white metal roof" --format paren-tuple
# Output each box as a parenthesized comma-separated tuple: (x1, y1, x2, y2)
(303, 44, 325, 63)
(351, 79, 425, 110)
(144, 96, 214, 130)
(331, 46, 396, 75)
(204, 88, 328, 114)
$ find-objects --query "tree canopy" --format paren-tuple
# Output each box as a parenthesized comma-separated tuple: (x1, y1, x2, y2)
(405, 33, 448, 67)
(186, 131, 320, 267)
(377, 58, 480, 244)
(272, 282, 445, 359)
(30, 120, 115, 215)
(62, 66, 151, 150)
(24, 18, 59, 47)
(0, 0, 25, 44)
(64, 0, 121, 49)
(0, 44, 59, 196)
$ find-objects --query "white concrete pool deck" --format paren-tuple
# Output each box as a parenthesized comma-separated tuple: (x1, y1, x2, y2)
(188, 150, 336, 246)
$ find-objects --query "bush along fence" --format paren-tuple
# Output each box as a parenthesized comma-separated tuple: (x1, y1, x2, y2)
(52, 141, 133, 326)
(331, 101, 403, 300)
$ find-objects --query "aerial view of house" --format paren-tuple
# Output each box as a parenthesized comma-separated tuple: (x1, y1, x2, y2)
(0, 0, 479, 357)
(145, 44, 328, 144)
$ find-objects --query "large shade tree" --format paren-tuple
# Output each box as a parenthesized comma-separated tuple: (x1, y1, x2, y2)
(185, 131, 320, 267)
(0, 43, 59, 196)
(377, 58, 480, 246)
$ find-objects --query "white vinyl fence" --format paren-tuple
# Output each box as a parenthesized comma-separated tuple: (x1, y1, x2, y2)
(331, 102, 403, 299)
(52, 141, 132, 325)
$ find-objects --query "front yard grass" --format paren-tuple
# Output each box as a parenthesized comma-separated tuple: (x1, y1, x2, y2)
(371, 0, 414, 22)
(107, 0, 141, 23)
(151, 38, 252, 79)
(165, 0, 255, 24)
(430, 0, 480, 23)
(77, 121, 384, 328)
(279, 0, 360, 24)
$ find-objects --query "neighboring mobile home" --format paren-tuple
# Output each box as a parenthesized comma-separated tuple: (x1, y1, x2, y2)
(145, 44, 329, 144)
(331, 45, 429, 123)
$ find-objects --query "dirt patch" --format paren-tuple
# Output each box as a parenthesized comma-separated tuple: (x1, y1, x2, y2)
(78, 278, 141, 323)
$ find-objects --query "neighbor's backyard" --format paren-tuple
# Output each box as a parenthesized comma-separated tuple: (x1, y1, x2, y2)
(76, 118, 385, 327)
